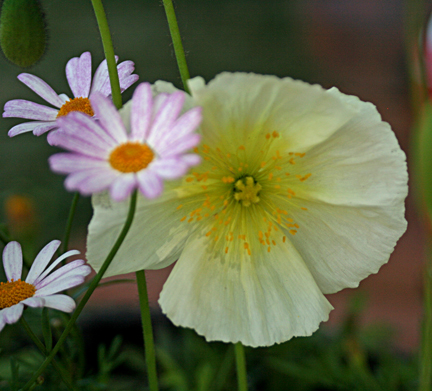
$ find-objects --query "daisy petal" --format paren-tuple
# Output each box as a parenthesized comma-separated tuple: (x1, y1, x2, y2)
(181, 154, 201, 167)
(120, 74, 140, 93)
(18, 73, 64, 108)
(3, 241, 22, 281)
(109, 174, 137, 202)
(90, 94, 128, 144)
(49, 153, 109, 174)
(0, 316, 5, 332)
(21, 297, 45, 308)
(43, 294, 76, 312)
(8, 121, 53, 137)
(64, 168, 119, 195)
(76, 52, 92, 98)
(33, 249, 80, 286)
(160, 234, 333, 347)
(35, 259, 90, 290)
(150, 158, 189, 179)
(137, 170, 163, 199)
(48, 116, 110, 158)
(153, 106, 202, 151)
(147, 91, 185, 144)
(2, 304, 24, 325)
(33, 122, 58, 136)
(131, 83, 153, 141)
(26, 240, 61, 285)
(66, 57, 79, 97)
(159, 134, 201, 158)
(35, 274, 88, 297)
(90, 55, 119, 96)
(3, 100, 58, 121)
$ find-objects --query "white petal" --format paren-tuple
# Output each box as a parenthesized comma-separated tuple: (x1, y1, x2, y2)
(21, 297, 45, 308)
(131, 83, 153, 141)
(18, 73, 64, 108)
(35, 260, 90, 291)
(286, 200, 407, 294)
(3, 241, 22, 281)
(8, 121, 54, 137)
(188, 73, 358, 152)
(159, 233, 333, 347)
(2, 304, 24, 325)
(43, 294, 76, 312)
(26, 240, 61, 285)
(86, 188, 199, 277)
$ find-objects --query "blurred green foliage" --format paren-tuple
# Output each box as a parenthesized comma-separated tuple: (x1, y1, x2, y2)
(0, 298, 418, 391)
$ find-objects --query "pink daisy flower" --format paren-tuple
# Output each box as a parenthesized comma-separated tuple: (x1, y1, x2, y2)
(48, 82, 202, 202)
(0, 240, 91, 331)
(3, 51, 139, 138)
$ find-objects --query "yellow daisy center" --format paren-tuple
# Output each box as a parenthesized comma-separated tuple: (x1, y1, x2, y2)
(57, 97, 95, 118)
(177, 131, 312, 257)
(0, 279, 36, 309)
(109, 142, 154, 173)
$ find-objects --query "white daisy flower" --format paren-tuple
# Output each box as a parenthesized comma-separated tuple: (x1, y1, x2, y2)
(3, 51, 139, 138)
(86, 73, 408, 347)
(0, 240, 91, 331)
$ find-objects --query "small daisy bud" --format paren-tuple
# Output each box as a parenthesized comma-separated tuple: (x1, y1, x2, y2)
(0, 0, 47, 68)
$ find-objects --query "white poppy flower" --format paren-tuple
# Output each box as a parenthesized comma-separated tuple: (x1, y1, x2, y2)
(86, 73, 408, 347)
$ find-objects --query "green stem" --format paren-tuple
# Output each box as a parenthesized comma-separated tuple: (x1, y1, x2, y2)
(19, 317, 76, 391)
(136, 270, 159, 391)
(61, 193, 80, 256)
(234, 343, 248, 391)
(420, 244, 432, 391)
(91, 0, 122, 109)
(20, 191, 138, 391)
(162, 0, 191, 93)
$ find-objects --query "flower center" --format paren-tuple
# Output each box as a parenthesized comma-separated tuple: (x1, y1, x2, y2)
(56, 97, 95, 118)
(0, 279, 36, 309)
(234, 176, 262, 207)
(178, 131, 312, 257)
(109, 142, 154, 173)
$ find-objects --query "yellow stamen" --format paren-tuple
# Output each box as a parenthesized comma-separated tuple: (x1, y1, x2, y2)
(56, 97, 94, 118)
(0, 279, 36, 309)
(109, 142, 154, 173)
(234, 176, 262, 207)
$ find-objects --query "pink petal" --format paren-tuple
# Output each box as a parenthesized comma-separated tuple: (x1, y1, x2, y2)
(153, 106, 202, 151)
(131, 83, 153, 141)
(33, 122, 58, 136)
(109, 174, 137, 202)
(64, 168, 119, 195)
(56, 110, 118, 148)
(181, 153, 201, 167)
(90, 55, 119, 96)
(90, 93, 128, 144)
(3, 100, 58, 121)
(66, 52, 92, 98)
(147, 92, 185, 146)
(49, 153, 109, 174)
(2, 241, 22, 281)
(149, 158, 189, 179)
(8, 121, 53, 137)
(26, 240, 61, 285)
(18, 74, 64, 108)
(120, 74, 139, 93)
(137, 170, 163, 199)
(159, 134, 201, 158)
(48, 117, 110, 159)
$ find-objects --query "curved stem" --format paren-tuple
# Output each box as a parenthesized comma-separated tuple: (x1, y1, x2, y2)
(136, 270, 159, 391)
(21, 191, 138, 391)
(19, 317, 76, 391)
(162, 0, 191, 93)
(234, 342, 248, 391)
(91, 0, 122, 109)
